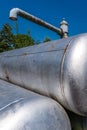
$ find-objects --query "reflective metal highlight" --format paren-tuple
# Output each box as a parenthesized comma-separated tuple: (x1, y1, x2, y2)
(0, 79, 71, 130)
(0, 33, 87, 116)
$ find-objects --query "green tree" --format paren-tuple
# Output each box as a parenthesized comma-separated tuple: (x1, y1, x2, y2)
(43, 37, 51, 43)
(13, 34, 34, 49)
(0, 23, 14, 52)
(35, 40, 41, 45)
(0, 23, 52, 53)
(0, 23, 35, 52)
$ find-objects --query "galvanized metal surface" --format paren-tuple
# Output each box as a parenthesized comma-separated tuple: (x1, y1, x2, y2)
(0, 79, 71, 130)
(0, 33, 87, 116)
(9, 8, 68, 38)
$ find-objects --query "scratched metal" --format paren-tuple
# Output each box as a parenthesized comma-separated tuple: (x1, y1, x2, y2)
(0, 79, 71, 130)
(0, 34, 87, 116)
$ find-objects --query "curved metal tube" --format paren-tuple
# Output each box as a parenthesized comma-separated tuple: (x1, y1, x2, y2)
(9, 8, 62, 36)
(0, 33, 87, 116)
(0, 79, 71, 130)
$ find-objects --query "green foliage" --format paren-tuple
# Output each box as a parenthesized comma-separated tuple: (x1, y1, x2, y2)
(0, 23, 51, 52)
(13, 34, 34, 49)
(0, 23, 14, 52)
(43, 37, 51, 43)
(0, 23, 34, 52)
(35, 40, 41, 45)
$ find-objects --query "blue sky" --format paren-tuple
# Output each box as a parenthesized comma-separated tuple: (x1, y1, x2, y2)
(0, 0, 87, 42)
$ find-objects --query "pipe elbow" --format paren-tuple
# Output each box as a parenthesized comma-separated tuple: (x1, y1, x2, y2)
(9, 8, 20, 20)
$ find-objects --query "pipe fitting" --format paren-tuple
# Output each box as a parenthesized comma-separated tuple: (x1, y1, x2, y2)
(9, 8, 20, 20)
(60, 18, 68, 38)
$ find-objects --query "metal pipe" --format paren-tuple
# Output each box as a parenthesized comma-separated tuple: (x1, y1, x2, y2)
(0, 33, 87, 116)
(0, 79, 71, 130)
(9, 8, 63, 36)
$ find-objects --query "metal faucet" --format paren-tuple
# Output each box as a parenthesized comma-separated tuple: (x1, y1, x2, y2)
(9, 8, 68, 38)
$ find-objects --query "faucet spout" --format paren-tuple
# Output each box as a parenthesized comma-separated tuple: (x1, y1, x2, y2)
(9, 8, 20, 20)
(9, 8, 68, 38)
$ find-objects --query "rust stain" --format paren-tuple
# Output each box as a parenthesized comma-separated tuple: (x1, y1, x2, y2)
(22, 53, 27, 56)
(64, 44, 68, 54)
(49, 44, 55, 51)
(5, 70, 9, 81)
(51, 45, 55, 48)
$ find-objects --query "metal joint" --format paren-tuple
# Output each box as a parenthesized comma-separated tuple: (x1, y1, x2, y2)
(60, 18, 68, 38)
